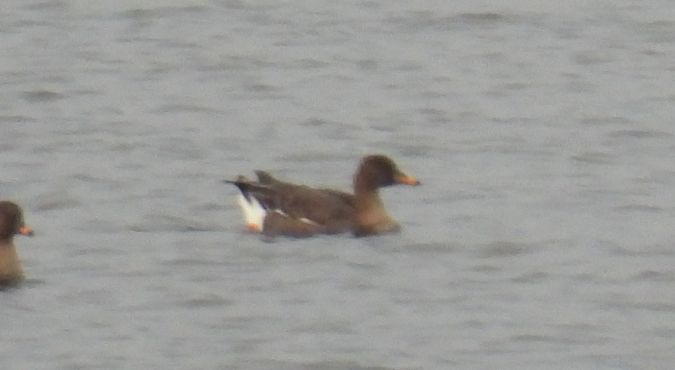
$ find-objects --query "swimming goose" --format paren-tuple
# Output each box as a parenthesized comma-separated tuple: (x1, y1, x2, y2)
(0, 201, 34, 286)
(226, 155, 420, 237)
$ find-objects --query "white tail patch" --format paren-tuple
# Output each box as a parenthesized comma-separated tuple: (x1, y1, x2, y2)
(236, 193, 266, 232)
(299, 217, 319, 226)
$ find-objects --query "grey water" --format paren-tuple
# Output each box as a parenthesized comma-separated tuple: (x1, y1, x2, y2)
(2, 1, 675, 369)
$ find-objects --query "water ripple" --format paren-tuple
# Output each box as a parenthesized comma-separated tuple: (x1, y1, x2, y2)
(263, 361, 414, 370)
(178, 294, 235, 308)
(511, 271, 549, 283)
(608, 129, 673, 139)
(632, 270, 675, 282)
(22, 89, 65, 102)
(33, 191, 82, 211)
(478, 241, 533, 258)
(127, 215, 222, 233)
(614, 204, 663, 213)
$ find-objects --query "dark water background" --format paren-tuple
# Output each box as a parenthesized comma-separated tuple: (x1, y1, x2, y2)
(2, 1, 675, 369)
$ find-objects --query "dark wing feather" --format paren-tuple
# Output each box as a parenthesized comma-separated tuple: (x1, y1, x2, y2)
(223, 177, 276, 210)
(226, 171, 356, 235)
(269, 183, 354, 233)
(254, 170, 278, 185)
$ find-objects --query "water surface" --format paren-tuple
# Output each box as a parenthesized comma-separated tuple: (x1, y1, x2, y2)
(2, 1, 675, 369)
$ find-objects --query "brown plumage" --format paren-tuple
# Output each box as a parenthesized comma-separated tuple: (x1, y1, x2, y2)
(0, 201, 34, 287)
(226, 155, 420, 237)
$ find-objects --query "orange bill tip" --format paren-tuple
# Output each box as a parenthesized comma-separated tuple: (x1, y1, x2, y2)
(18, 226, 34, 236)
(246, 223, 261, 232)
(394, 174, 421, 186)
